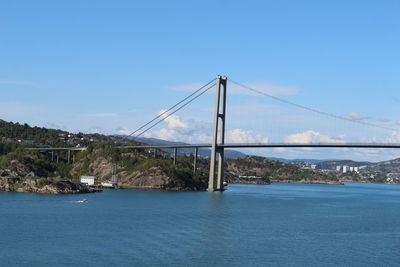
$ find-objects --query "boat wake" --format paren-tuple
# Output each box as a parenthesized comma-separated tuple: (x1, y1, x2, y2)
(75, 199, 88, 203)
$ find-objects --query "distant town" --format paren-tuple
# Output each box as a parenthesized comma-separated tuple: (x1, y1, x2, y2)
(291, 161, 399, 183)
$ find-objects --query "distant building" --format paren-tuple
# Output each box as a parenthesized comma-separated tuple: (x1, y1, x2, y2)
(80, 176, 95, 186)
(310, 164, 317, 170)
(336, 166, 341, 172)
(349, 167, 354, 172)
(343, 166, 348, 173)
(354, 167, 359, 173)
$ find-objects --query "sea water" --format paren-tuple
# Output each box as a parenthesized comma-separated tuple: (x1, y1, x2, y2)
(1, 182, 400, 266)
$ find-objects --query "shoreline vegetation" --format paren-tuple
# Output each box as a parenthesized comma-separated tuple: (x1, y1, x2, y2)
(0, 119, 395, 194)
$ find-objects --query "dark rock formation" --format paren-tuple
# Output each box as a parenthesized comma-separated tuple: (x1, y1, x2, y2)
(117, 166, 207, 191)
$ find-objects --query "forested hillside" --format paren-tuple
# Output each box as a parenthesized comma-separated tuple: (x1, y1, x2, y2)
(0, 119, 351, 193)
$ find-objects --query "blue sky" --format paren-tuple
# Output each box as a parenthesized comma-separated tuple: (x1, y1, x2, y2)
(1, 0, 400, 161)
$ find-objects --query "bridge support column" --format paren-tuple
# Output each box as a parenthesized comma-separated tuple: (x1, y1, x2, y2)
(173, 148, 177, 165)
(193, 147, 198, 174)
(51, 151, 54, 162)
(67, 150, 71, 163)
(208, 75, 227, 192)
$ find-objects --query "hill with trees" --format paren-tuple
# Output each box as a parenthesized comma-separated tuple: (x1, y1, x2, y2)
(0, 119, 346, 193)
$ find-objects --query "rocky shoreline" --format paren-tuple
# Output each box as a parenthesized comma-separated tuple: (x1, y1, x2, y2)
(0, 177, 101, 194)
(0, 175, 343, 195)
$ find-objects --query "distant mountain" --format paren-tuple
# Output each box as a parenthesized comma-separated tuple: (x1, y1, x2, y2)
(365, 158, 400, 173)
(121, 136, 247, 159)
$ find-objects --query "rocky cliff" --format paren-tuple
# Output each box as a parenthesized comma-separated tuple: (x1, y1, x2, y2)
(69, 146, 208, 191)
(0, 151, 100, 194)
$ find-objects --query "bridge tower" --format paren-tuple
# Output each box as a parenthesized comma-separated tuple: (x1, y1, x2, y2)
(208, 75, 227, 192)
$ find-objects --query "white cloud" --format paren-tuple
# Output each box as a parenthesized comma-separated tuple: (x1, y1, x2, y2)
(86, 127, 106, 134)
(169, 81, 299, 96)
(133, 110, 270, 145)
(343, 112, 370, 121)
(138, 110, 210, 143)
(226, 129, 269, 143)
(116, 120, 400, 162)
(115, 127, 133, 136)
(284, 130, 344, 143)
(159, 109, 188, 129)
(143, 127, 211, 144)
(385, 131, 400, 143)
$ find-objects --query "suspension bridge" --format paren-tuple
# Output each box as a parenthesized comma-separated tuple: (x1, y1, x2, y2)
(28, 75, 400, 192)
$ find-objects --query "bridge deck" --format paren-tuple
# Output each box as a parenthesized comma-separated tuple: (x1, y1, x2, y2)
(26, 147, 87, 151)
(119, 143, 400, 149)
(25, 143, 400, 151)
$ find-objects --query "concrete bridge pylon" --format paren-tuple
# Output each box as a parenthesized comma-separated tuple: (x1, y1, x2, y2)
(208, 75, 227, 192)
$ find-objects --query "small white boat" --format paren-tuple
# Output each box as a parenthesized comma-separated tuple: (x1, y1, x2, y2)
(223, 182, 228, 187)
(77, 199, 88, 203)
(101, 181, 118, 188)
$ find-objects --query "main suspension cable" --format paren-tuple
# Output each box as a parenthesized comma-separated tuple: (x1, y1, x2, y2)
(127, 79, 215, 137)
(230, 79, 399, 132)
(134, 82, 216, 138)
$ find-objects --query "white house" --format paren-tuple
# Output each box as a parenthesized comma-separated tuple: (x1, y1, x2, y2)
(80, 176, 95, 186)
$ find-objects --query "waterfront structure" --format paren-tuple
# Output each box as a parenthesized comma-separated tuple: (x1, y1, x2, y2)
(101, 181, 118, 188)
(81, 176, 95, 186)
